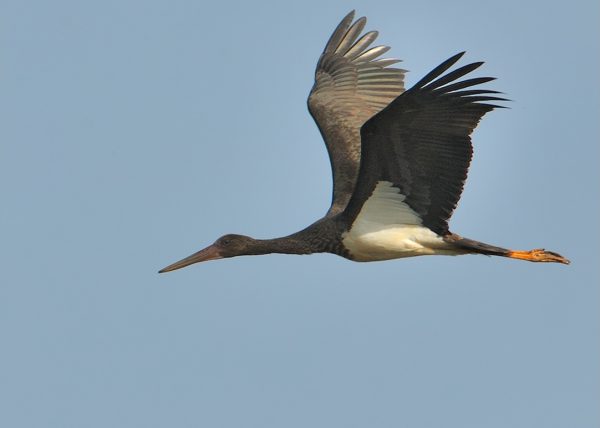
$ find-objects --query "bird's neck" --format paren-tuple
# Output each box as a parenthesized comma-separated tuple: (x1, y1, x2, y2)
(251, 236, 315, 256)
(249, 220, 343, 256)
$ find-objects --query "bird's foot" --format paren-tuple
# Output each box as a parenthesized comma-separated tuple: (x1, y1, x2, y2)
(507, 248, 570, 264)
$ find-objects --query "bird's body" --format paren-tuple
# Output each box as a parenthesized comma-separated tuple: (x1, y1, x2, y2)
(340, 181, 461, 261)
(160, 11, 569, 273)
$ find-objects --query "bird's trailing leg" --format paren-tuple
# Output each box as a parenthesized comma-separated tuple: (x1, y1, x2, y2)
(446, 235, 570, 264)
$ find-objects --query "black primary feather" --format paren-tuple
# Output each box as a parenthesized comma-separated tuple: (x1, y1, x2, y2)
(343, 53, 508, 235)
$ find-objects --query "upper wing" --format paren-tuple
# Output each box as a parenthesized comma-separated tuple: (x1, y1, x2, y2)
(308, 11, 406, 217)
(342, 52, 507, 235)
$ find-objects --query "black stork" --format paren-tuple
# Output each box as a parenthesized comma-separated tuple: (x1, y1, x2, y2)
(159, 11, 569, 273)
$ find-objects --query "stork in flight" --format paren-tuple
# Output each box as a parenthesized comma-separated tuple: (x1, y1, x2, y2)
(160, 11, 569, 273)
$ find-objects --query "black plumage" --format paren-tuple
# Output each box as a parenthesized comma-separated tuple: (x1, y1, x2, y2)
(344, 52, 506, 235)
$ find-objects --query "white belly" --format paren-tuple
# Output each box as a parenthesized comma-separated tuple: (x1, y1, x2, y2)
(342, 181, 460, 261)
(342, 224, 458, 261)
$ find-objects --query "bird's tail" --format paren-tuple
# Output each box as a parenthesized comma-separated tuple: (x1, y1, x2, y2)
(446, 235, 570, 265)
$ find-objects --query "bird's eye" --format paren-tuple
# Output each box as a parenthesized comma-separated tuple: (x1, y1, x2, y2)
(221, 238, 230, 246)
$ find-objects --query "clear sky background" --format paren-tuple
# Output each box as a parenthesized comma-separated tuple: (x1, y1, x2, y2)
(1, 0, 598, 427)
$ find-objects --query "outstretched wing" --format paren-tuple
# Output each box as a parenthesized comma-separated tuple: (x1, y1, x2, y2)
(343, 52, 507, 235)
(308, 11, 406, 217)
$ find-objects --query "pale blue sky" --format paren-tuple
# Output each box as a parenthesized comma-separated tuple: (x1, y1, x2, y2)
(1, 1, 598, 427)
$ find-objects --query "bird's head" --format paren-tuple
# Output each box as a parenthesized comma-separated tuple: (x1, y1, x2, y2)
(159, 234, 258, 273)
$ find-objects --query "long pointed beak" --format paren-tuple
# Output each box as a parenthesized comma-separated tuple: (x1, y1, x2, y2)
(159, 244, 222, 273)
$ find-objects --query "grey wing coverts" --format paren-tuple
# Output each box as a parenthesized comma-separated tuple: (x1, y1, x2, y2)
(308, 11, 406, 216)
